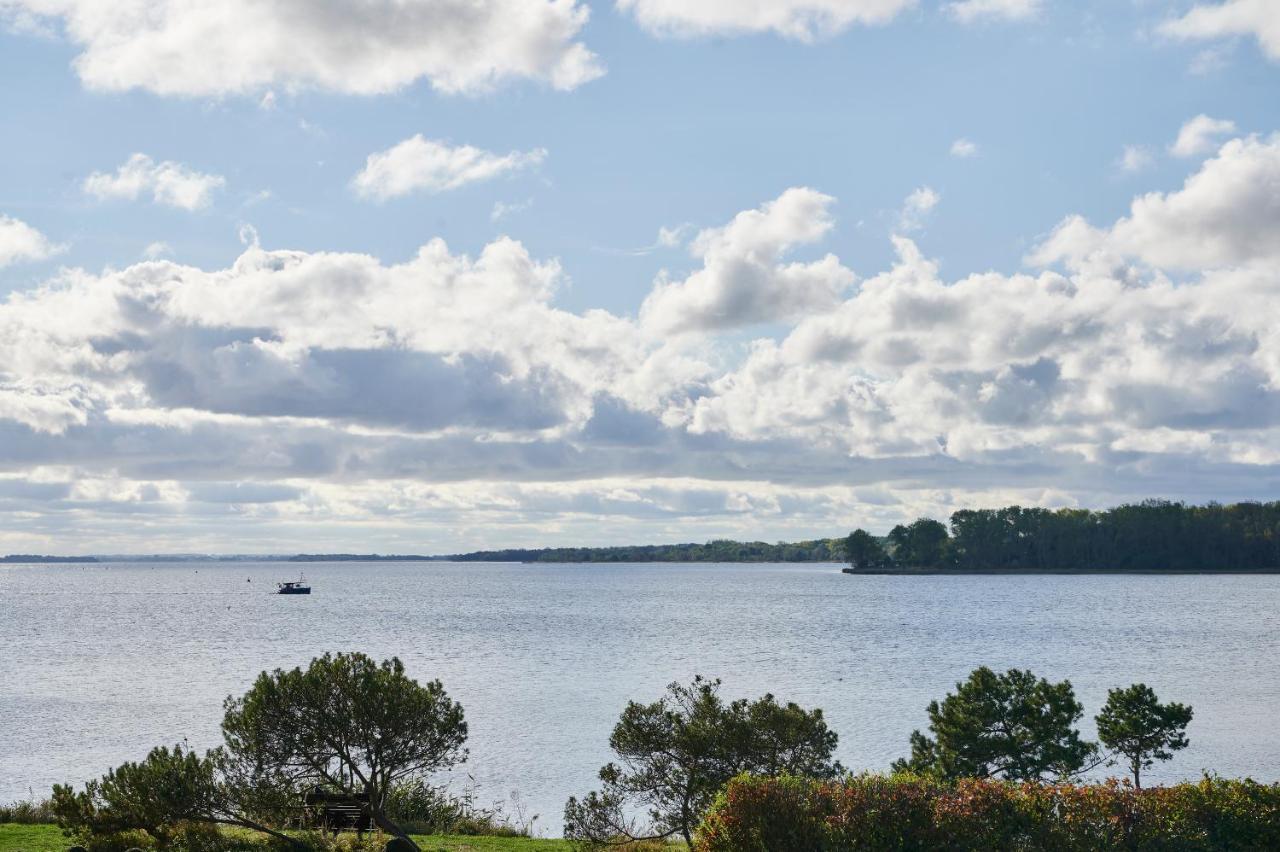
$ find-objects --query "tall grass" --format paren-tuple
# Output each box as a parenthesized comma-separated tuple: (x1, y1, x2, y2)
(0, 794, 55, 824)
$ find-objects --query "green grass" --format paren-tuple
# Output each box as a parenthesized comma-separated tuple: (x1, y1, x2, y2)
(0, 823, 575, 852)
(0, 824, 63, 852)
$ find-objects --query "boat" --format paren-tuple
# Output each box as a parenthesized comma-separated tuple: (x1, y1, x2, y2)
(277, 573, 311, 595)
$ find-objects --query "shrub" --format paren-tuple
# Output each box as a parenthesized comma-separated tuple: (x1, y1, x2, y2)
(0, 794, 56, 823)
(384, 779, 533, 837)
(695, 774, 1280, 851)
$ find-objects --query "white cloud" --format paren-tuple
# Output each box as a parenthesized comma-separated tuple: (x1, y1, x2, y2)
(1171, 114, 1237, 157)
(676, 233, 1280, 478)
(1036, 133, 1280, 271)
(950, 138, 978, 158)
(616, 0, 915, 41)
(491, 198, 534, 222)
(898, 186, 940, 231)
(657, 224, 693, 248)
(1118, 144, 1155, 173)
(2, 0, 604, 96)
(84, 154, 225, 210)
(0, 214, 61, 267)
(7, 151, 1280, 547)
(1160, 0, 1280, 62)
(141, 241, 171, 260)
(947, 0, 1042, 24)
(639, 188, 853, 334)
(353, 136, 547, 201)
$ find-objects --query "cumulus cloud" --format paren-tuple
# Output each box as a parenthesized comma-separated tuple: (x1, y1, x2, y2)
(1160, 0, 1280, 62)
(898, 186, 940, 232)
(84, 154, 225, 210)
(8, 150, 1280, 548)
(1, 0, 604, 96)
(676, 233, 1280, 473)
(1036, 133, 1280, 271)
(616, 0, 915, 41)
(950, 138, 978, 158)
(0, 214, 61, 267)
(639, 188, 853, 335)
(947, 0, 1042, 24)
(1171, 114, 1237, 157)
(353, 136, 547, 200)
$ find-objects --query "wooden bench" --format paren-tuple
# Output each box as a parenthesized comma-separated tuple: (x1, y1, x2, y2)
(301, 789, 374, 836)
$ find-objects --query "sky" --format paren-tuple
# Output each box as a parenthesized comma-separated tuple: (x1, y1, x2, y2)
(1, 0, 1279, 554)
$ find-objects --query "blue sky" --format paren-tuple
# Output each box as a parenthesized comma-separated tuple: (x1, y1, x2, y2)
(1, 1, 1279, 553)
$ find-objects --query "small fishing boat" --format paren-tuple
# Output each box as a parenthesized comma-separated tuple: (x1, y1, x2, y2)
(276, 573, 311, 595)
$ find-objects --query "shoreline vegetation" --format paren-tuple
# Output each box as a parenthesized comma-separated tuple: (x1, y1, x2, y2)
(6, 500, 1280, 572)
(9, 653, 1278, 851)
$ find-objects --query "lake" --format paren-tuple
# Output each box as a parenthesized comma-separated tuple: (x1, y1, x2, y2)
(2, 561, 1278, 834)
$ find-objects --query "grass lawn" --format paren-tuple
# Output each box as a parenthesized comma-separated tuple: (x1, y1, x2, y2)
(0, 823, 575, 852)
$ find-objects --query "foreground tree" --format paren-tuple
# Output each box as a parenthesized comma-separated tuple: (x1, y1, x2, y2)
(51, 743, 302, 849)
(1095, 684, 1193, 788)
(222, 652, 467, 851)
(895, 667, 1098, 781)
(843, 529, 891, 571)
(564, 676, 839, 847)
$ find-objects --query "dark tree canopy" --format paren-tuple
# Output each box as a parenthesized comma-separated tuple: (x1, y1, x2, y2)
(845, 500, 1280, 573)
(221, 652, 467, 849)
(843, 529, 891, 571)
(564, 676, 840, 847)
(1096, 684, 1193, 788)
(887, 518, 951, 568)
(895, 667, 1098, 782)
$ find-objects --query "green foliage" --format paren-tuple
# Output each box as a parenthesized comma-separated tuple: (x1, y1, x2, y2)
(696, 774, 1280, 852)
(0, 795, 55, 824)
(384, 780, 533, 838)
(49, 744, 299, 851)
(894, 667, 1097, 781)
(564, 677, 839, 847)
(886, 519, 951, 569)
(1096, 683, 1193, 788)
(841, 530, 889, 571)
(221, 652, 468, 848)
(948, 500, 1280, 572)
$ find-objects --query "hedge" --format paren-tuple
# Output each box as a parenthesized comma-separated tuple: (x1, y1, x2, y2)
(695, 773, 1280, 851)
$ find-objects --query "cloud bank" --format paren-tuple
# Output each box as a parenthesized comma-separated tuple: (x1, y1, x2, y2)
(6, 134, 1280, 551)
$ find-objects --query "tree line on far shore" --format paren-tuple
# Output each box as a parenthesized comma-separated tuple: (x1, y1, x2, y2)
(447, 538, 844, 564)
(845, 499, 1280, 572)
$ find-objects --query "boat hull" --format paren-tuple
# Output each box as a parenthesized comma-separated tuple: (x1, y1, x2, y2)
(277, 587, 311, 595)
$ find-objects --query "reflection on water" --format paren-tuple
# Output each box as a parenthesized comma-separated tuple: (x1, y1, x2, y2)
(2, 561, 1278, 833)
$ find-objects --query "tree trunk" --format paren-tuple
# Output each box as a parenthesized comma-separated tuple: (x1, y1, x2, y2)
(1133, 760, 1142, 790)
(372, 806, 419, 851)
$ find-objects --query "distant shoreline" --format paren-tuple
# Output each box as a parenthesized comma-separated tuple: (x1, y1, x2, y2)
(841, 566, 1280, 575)
(6, 554, 1280, 574)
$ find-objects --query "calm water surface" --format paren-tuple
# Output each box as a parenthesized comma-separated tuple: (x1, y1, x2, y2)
(2, 562, 1278, 833)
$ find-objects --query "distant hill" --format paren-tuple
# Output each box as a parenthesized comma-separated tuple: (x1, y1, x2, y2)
(1, 554, 99, 563)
